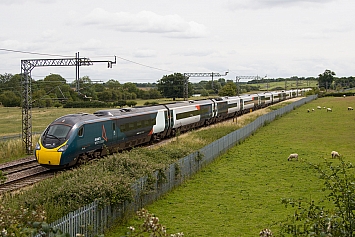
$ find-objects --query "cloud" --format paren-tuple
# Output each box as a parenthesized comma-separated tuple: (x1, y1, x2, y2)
(180, 48, 216, 57)
(133, 49, 157, 58)
(81, 39, 103, 50)
(0, 0, 54, 5)
(227, 0, 335, 9)
(79, 8, 208, 38)
(0, 40, 31, 51)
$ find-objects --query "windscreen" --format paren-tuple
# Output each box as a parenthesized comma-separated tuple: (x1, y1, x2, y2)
(47, 124, 71, 139)
(41, 124, 72, 148)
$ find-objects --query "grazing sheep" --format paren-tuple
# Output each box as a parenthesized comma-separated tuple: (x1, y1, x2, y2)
(307, 109, 310, 113)
(312, 108, 315, 112)
(327, 108, 332, 112)
(331, 151, 340, 158)
(348, 107, 353, 110)
(317, 106, 322, 109)
(259, 228, 273, 237)
(323, 106, 326, 109)
(288, 153, 298, 161)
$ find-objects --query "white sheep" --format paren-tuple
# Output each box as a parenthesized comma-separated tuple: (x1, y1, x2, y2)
(331, 151, 340, 158)
(312, 109, 315, 112)
(317, 106, 322, 109)
(327, 108, 332, 112)
(348, 107, 353, 110)
(288, 153, 298, 161)
(307, 109, 310, 113)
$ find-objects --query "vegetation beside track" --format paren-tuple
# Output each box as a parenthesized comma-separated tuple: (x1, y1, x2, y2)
(105, 95, 355, 236)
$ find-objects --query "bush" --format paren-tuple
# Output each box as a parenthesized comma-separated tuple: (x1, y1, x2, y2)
(63, 101, 110, 108)
(279, 158, 355, 236)
(144, 101, 159, 106)
(126, 100, 137, 107)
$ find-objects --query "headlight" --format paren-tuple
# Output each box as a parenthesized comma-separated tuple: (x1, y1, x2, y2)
(58, 144, 68, 152)
(35, 143, 41, 151)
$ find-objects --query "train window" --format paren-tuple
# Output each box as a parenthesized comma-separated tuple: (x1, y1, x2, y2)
(47, 124, 71, 139)
(120, 124, 127, 132)
(137, 121, 142, 128)
(78, 126, 84, 137)
(112, 122, 116, 131)
(129, 122, 134, 130)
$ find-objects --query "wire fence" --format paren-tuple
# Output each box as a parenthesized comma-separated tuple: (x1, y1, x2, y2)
(47, 95, 317, 237)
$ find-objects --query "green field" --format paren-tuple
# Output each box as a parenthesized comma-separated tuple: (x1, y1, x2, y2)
(247, 80, 317, 91)
(106, 96, 355, 237)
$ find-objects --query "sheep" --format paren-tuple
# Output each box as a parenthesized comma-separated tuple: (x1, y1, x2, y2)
(323, 106, 326, 109)
(317, 106, 322, 109)
(331, 151, 340, 159)
(259, 228, 273, 237)
(307, 109, 310, 113)
(288, 153, 298, 161)
(327, 108, 332, 112)
(348, 107, 353, 110)
(312, 108, 315, 112)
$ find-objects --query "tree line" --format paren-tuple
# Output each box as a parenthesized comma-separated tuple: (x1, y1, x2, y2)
(0, 69, 353, 107)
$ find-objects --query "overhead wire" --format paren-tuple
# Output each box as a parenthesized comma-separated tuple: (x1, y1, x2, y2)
(0, 48, 72, 57)
(1, 48, 230, 82)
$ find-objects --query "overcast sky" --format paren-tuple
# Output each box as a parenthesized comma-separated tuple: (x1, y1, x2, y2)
(0, 0, 354, 84)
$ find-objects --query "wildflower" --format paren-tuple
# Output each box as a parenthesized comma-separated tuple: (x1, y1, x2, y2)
(1, 228, 8, 236)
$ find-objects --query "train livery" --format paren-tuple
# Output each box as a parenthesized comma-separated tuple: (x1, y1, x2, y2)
(34, 88, 311, 169)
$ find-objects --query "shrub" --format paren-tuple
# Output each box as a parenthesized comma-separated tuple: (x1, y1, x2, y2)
(278, 158, 355, 236)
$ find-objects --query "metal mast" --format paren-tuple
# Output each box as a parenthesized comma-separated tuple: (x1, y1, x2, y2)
(183, 71, 229, 100)
(21, 54, 116, 154)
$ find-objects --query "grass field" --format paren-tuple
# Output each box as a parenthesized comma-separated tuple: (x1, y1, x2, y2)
(105, 96, 355, 237)
(247, 80, 317, 91)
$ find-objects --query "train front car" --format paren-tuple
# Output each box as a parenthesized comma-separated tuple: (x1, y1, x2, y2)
(34, 113, 91, 169)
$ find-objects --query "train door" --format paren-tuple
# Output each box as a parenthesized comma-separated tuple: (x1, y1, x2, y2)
(110, 120, 117, 145)
(240, 98, 244, 114)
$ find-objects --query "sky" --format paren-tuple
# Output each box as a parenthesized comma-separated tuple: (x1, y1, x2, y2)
(0, 0, 354, 84)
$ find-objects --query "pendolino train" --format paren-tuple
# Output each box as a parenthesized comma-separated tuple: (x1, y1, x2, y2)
(35, 88, 311, 169)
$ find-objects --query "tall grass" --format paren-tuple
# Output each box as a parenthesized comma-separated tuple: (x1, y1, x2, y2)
(0, 135, 40, 163)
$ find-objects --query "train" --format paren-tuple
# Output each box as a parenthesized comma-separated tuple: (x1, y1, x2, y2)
(34, 88, 312, 169)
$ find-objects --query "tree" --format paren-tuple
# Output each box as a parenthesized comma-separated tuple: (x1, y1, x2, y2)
(318, 69, 336, 90)
(97, 90, 113, 102)
(32, 89, 47, 107)
(157, 73, 186, 100)
(218, 81, 237, 96)
(123, 82, 139, 94)
(148, 88, 162, 99)
(105, 79, 121, 90)
(40, 74, 70, 101)
(0, 73, 22, 97)
(205, 80, 222, 92)
(0, 91, 21, 107)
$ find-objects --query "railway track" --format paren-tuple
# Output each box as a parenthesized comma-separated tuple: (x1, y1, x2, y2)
(0, 156, 55, 194)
